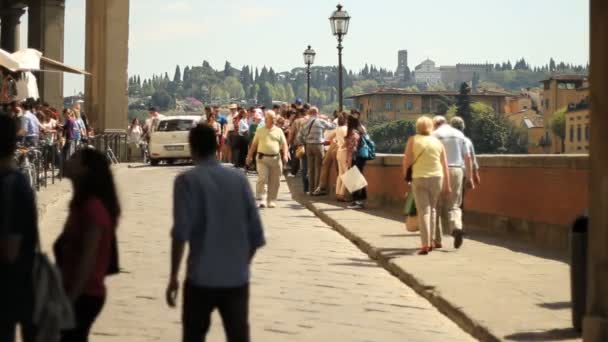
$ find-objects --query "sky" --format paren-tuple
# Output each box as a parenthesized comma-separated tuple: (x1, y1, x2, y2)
(20, 0, 590, 96)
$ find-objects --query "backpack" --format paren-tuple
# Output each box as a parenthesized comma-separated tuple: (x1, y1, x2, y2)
(2, 172, 75, 342)
(357, 134, 376, 161)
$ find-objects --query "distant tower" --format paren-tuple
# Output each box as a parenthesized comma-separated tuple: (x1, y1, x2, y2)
(396, 50, 410, 81)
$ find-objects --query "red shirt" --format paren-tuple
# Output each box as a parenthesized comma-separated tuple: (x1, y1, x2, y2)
(60, 197, 114, 297)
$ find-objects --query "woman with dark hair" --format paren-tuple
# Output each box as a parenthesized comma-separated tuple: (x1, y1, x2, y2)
(127, 118, 142, 161)
(55, 148, 121, 342)
(233, 109, 250, 168)
(346, 111, 368, 209)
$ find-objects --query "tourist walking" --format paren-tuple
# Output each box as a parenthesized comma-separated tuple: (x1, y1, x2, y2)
(450, 116, 480, 188)
(247, 110, 289, 208)
(312, 111, 341, 196)
(62, 109, 77, 165)
(298, 107, 336, 196)
(335, 113, 358, 202)
(402, 116, 451, 255)
(54, 148, 121, 342)
(432, 116, 473, 249)
(0, 115, 38, 342)
(346, 111, 371, 209)
(233, 109, 249, 168)
(166, 124, 265, 342)
(290, 107, 310, 189)
(205, 110, 222, 160)
(128, 118, 143, 161)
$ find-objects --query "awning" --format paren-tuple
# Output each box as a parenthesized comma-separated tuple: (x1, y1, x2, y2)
(0, 48, 90, 75)
(40, 56, 91, 75)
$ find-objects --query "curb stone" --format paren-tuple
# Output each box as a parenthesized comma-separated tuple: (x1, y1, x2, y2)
(288, 180, 499, 342)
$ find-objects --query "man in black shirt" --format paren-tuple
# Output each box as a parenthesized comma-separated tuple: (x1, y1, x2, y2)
(0, 114, 38, 342)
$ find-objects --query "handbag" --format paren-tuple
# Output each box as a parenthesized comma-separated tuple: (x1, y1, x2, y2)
(405, 147, 426, 183)
(295, 145, 306, 159)
(341, 166, 368, 193)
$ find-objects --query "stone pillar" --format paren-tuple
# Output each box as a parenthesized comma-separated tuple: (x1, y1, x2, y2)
(28, 0, 65, 109)
(0, 7, 25, 52)
(584, 1, 608, 341)
(85, 0, 130, 132)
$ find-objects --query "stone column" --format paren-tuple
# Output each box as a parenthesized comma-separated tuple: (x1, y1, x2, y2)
(584, 0, 608, 341)
(28, 0, 65, 109)
(85, 0, 130, 132)
(0, 7, 25, 52)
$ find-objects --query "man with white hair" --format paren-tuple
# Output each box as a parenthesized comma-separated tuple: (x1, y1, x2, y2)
(432, 115, 474, 249)
(246, 110, 289, 208)
(450, 116, 481, 187)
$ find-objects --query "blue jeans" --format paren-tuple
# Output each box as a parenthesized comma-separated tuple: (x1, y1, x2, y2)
(301, 156, 309, 192)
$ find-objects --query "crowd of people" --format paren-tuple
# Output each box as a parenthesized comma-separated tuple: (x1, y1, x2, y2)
(192, 100, 374, 210)
(0, 98, 93, 172)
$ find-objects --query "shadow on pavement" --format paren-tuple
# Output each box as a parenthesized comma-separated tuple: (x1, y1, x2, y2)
(504, 328, 580, 341)
(537, 301, 572, 310)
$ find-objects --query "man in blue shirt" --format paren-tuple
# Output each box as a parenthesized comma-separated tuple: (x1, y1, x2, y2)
(166, 124, 265, 342)
(20, 102, 42, 147)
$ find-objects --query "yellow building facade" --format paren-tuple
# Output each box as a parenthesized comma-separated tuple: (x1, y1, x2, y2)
(349, 89, 511, 122)
(540, 75, 589, 153)
(565, 108, 590, 154)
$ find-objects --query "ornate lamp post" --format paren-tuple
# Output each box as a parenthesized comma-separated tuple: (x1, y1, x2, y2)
(329, 4, 350, 112)
(303, 45, 316, 104)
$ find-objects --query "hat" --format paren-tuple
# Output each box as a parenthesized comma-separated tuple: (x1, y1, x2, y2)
(228, 104, 238, 110)
(295, 98, 303, 105)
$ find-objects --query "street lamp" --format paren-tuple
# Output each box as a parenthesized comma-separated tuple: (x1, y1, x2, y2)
(329, 4, 350, 112)
(303, 45, 316, 104)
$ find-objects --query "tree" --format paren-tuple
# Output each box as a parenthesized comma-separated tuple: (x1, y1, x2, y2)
(257, 82, 273, 107)
(549, 58, 556, 72)
(550, 107, 567, 153)
(224, 61, 232, 78)
(456, 82, 472, 134)
(209, 84, 228, 101)
(368, 119, 416, 153)
(151, 90, 173, 110)
(223, 76, 245, 100)
(173, 65, 182, 83)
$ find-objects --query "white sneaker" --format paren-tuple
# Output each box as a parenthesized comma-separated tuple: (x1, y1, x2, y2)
(267, 202, 277, 208)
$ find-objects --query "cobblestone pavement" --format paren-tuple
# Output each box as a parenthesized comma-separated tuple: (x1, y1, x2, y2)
(38, 164, 474, 342)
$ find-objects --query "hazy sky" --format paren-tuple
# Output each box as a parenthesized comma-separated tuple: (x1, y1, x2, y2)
(21, 0, 590, 96)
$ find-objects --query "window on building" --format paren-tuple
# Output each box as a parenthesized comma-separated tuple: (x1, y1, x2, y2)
(570, 126, 574, 143)
(585, 125, 590, 141)
(544, 99, 550, 110)
(385, 101, 392, 110)
(577, 146, 582, 150)
(558, 83, 567, 90)
(405, 100, 413, 111)
(577, 125, 582, 142)
(570, 117, 574, 121)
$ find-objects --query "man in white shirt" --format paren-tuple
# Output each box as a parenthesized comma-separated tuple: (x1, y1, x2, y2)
(432, 116, 474, 249)
(143, 107, 165, 142)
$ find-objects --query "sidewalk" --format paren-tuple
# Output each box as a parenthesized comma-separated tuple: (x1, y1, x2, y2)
(287, 178, 581, 342)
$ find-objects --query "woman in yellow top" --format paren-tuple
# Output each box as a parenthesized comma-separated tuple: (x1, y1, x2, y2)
(402, 116, 451, 255)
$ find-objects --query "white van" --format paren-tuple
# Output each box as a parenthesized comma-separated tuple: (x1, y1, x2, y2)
(149, 115, 199, 166)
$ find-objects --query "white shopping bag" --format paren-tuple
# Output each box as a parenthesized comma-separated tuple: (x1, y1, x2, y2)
(341, 166, 368, 193)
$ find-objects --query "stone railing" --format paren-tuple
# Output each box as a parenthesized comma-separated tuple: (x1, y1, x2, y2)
(326, 154, 589, 254)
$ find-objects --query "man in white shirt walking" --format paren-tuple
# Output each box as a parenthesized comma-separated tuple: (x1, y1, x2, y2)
(432, 116, 474, 249)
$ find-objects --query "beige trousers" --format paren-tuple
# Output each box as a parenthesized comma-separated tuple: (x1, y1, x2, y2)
(256, 155, 283, 204)
(318, 142, 339, 190)
(336, 149, 350, 197)
(306, 144, 324, 193)
(412, 176, 443, 247)
(436, 168, 464, 243)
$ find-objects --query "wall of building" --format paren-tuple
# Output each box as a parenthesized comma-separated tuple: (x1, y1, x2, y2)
(324, 154, 588, 254)
(565, 109, 591, 153)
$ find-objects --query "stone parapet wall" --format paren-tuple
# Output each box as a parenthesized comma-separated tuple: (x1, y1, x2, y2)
(326, 154, 589, 253)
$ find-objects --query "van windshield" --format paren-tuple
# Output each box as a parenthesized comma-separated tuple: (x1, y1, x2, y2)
(156, 119, 196, 132)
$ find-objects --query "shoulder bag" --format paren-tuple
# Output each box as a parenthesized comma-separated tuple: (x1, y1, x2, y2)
(296, 119, 316, 159)
(405, 147, 426, 183)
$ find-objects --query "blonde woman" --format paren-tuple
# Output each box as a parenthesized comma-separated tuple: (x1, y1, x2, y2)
(402, 116, 451, 255)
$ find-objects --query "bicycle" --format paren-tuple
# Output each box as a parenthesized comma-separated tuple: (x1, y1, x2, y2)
(15, 146, 43, 191)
